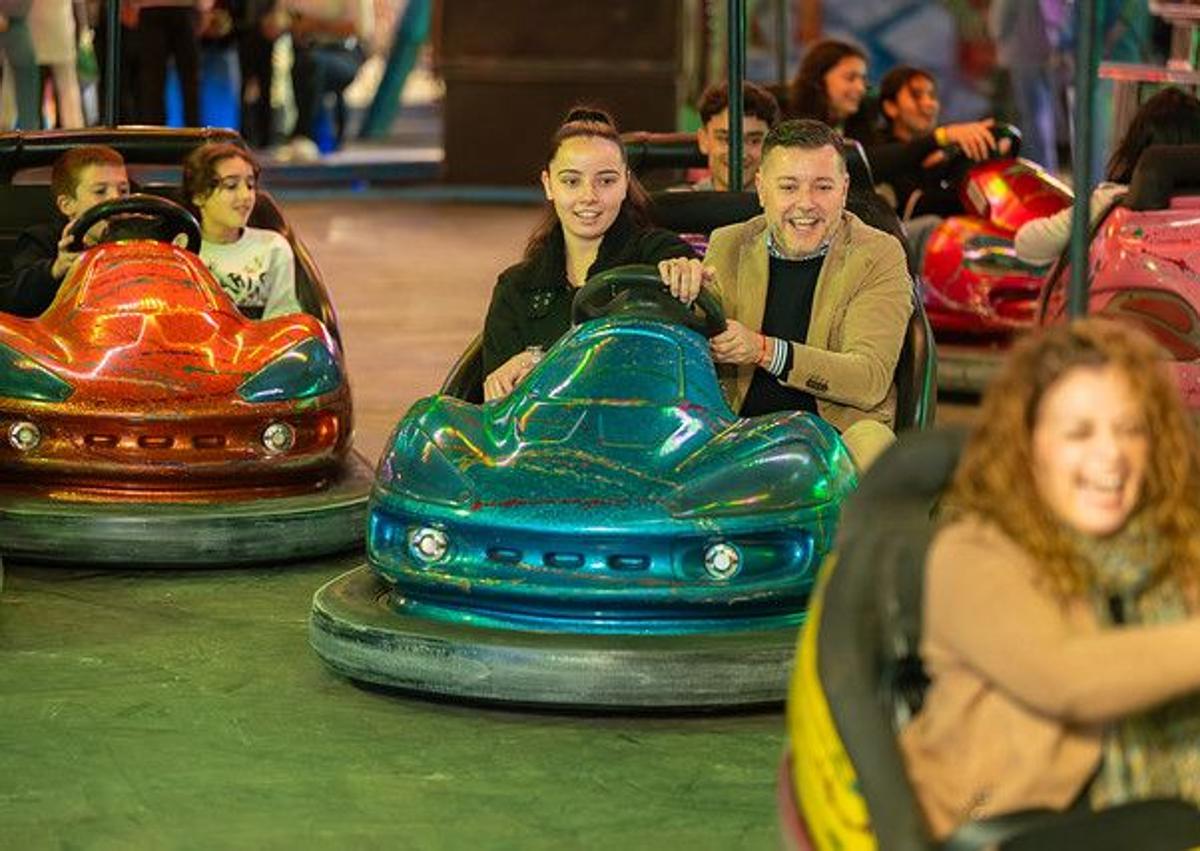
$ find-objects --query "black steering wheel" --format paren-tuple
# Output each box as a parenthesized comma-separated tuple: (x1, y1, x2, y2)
(571, 264, 727, 338)
(66, 193, 202, 253)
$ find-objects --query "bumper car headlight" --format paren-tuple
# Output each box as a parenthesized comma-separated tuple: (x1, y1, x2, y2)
(8, 420, 41, 451)
(0, 342, 73, 402)
(407, 526, 450, 564)
(261, 421, 296, 453)
(703, 542, 741, 580)
(238, 338, 342, 403)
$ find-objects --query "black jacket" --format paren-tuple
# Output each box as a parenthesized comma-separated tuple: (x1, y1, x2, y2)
(2, 216, 66, 318)
(481, 211, 695, 374)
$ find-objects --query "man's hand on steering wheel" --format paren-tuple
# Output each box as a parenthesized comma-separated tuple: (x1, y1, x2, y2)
(658, 257, 716, 304)
(710, 320, 764, 366)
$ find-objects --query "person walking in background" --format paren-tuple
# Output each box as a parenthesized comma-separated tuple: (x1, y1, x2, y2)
(988, 0, 1058, 172)
(237, 0, 278, 147)
(0, 0, 43, 129)
(92, 0, 142, 123)
(132, 0, 205, 126)
(29, 0, 87, 128)
(270, 0, 373, 162)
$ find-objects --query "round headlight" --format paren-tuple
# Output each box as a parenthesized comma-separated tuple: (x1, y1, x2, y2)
(703, 542, 741, 580)
(8, 421, 41, 452)
(407, 526, 449, 565)
(261, 421, 296, 453)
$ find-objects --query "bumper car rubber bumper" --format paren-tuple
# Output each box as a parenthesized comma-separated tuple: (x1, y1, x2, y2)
(309, 564, 801, 709)
(933, 342, 1006, 394)
(0, 450, 373, 566)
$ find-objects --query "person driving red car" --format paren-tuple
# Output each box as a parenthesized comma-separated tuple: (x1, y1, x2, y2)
(1, 144, 130, 318)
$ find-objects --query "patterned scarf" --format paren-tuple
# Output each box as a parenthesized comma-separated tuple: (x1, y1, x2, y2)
(1067, 516, 1200, 808)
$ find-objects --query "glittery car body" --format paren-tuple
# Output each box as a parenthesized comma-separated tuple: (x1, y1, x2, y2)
(0, 240, 351, 498)
(1039, 199, 1200, 409)
(368, 317, 857, 634)
(921, 157, 1071, 338)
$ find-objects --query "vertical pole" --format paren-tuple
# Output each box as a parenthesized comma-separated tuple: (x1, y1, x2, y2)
(361, 0, 433, 138)
(103, 0, 121, 125)
(727, 0, 746, 191)
(1067, 0, 1098, 318)
(774, 0, 787, 87)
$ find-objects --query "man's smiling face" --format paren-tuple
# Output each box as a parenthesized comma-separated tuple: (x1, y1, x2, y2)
(755, 143, 848, 257)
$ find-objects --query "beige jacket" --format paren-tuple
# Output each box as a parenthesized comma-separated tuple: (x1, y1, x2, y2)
(703, 212, 912, 433)
(900, 517, 1104, 837)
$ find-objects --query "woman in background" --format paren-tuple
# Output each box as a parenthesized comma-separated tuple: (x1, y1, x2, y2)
(1015, 87, 1200, 266)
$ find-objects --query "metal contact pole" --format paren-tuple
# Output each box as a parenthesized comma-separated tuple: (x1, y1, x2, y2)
(774, 0, 787, 86)
(1067, 0, 1099, 317)
(727, 0, 746, 191)
(103, 0, 121, 125)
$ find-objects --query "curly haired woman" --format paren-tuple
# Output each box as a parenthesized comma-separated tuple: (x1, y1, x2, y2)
(901, 318, 1200, 837)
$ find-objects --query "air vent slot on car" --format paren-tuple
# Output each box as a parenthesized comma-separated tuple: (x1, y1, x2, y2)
(137, 435, 174, 449)
(84, 434, 118, 448)
(487, 547, 522, 564)
(607, 554, 650, 571)
(544, 552, 584, 570)
(192, 435, 227, 449)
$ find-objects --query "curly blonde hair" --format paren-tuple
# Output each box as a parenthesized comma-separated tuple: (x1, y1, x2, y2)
(947, 318, 1200, 602)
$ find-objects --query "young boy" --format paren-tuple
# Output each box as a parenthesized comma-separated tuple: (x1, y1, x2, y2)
(1, 145, 131, 317)
(692, 81, 780, 191)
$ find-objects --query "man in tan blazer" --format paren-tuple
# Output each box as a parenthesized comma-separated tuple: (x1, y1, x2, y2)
(660, 119, 913, 467)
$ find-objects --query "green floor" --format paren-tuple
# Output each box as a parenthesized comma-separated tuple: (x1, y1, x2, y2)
(0, 556, 788, 849)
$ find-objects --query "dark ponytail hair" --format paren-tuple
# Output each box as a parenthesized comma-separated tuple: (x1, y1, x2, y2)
(523, 105, 652, 260)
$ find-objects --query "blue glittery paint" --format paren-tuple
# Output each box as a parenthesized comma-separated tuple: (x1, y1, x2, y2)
(369, 317, 857, 634)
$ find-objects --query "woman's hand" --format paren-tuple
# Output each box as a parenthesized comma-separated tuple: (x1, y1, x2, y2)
(938, 119, 997, 161)
(658, 257, 715, 304)
(483, 349, 540, 401)
(710, 320, 763, 365)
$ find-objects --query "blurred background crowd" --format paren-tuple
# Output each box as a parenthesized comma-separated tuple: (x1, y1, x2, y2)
(0, 0, 1174, 177)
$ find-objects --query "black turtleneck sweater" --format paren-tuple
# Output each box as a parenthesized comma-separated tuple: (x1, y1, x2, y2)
(482, 211, 695, 374)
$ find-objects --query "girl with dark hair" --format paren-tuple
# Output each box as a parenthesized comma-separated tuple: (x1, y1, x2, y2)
(788, 39, 997, 188)
(1015, 87, 1200, 265)
(481, 107, 695, 401)
(182, 142, 301, 319)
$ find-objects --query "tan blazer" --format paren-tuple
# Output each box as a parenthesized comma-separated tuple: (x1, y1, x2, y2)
(704, 212, 913, 433)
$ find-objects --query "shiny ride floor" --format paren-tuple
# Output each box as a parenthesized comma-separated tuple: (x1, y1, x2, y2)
(1, 198, 978, 848)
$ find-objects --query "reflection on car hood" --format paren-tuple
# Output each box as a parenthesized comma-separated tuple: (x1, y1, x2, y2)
(0, 243, 334, 405)
(379, 318, 853, 523)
